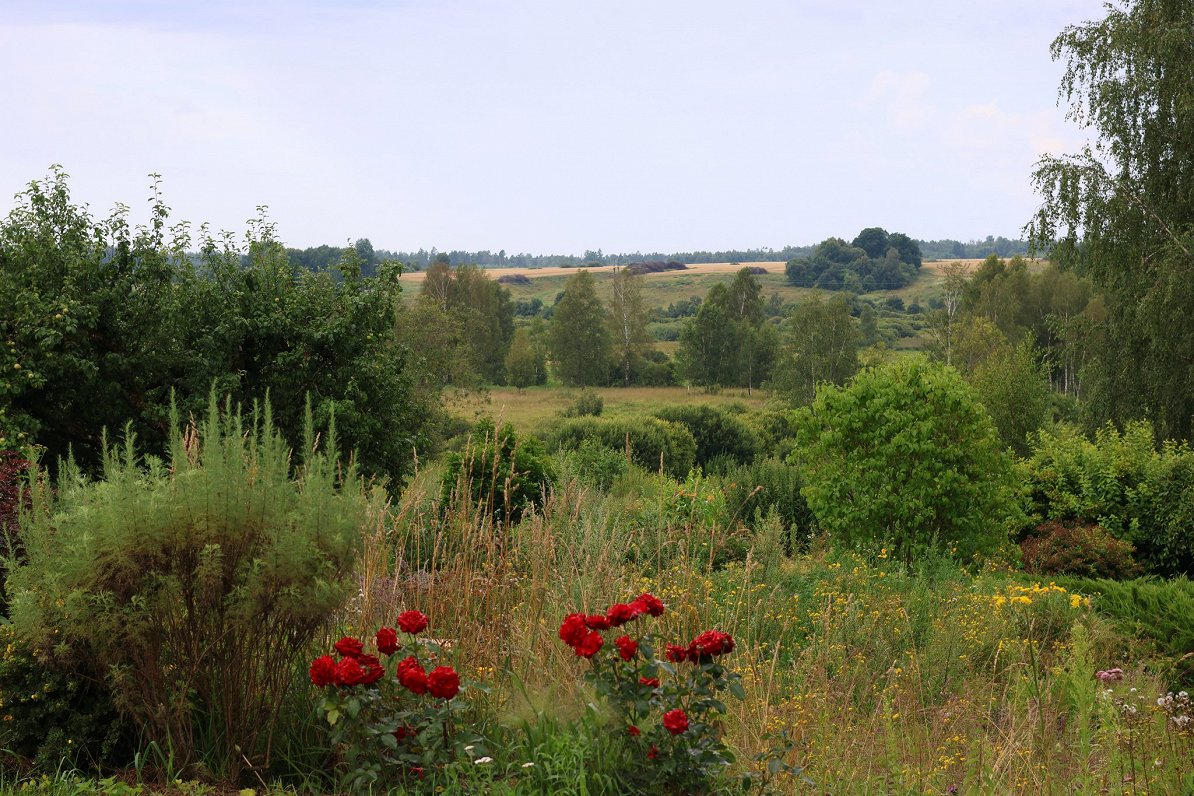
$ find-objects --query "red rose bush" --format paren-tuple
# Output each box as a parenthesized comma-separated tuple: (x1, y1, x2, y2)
(558, 593, 745, 793)
(311, 611, 482, 793)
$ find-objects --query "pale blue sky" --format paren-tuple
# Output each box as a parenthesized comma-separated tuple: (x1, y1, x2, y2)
(1, 0, 1100, 254)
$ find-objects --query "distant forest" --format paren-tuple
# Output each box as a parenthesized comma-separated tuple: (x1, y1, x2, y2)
(286, 236, 1030, 274)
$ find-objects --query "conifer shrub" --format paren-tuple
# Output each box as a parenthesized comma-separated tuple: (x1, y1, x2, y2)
(4, 398, 373, 780)
(439, 420, 554, 528)
(548, 416, 696, 480)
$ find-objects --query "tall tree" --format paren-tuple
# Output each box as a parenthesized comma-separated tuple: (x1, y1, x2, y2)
(675, 283, 738, 390)
(607, 267, 653, 386)
(1028, 0, 1194, 439)
(772, 292, 860, 406)
(548, 270, 610, 387)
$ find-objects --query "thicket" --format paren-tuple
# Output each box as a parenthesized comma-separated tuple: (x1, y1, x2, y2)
(4, 398, 374, 780)
(439, 420, 555, 528)
(1023, 421, 1194, 577)
(547, 416, 696, 480)
(652, 405, 760, 469)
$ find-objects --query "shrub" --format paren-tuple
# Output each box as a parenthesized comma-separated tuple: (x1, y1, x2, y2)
(0, 449, 31, 614)
(1019, 520, 1141, 579)
(0, 623, 133, 771)
(439, 420, 554, 528)
(1024, 421, 1194, 576)
(792, 358, 1024, 563)
(652, 405, 761, 468)
(561, 388, 604, 418)
(4, 397, 372, 779)
(715, 457, 814, 554)
(552, 438, 629, 492)
(548, 416, 696, 480)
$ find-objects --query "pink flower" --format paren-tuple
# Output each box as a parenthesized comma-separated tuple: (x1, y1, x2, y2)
(1096, 667, 1125, 682)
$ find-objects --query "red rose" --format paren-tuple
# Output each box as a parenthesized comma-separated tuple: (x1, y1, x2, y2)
(615, 635, 638, 662)
(638, 676, 660, 688)
(398, 661, 429, 695)
(394, 725, 416, 741)
(627, 725, 641, 736)
(334, 636, 364, 658)
(689, 629, 735, 659)
(357, 654, 385, 685)
(409, 767, 425, 780)
(665, 644, 689, 663)
(334, 656, 366, 687)
(636, 592, 665, 617)
(662, 708, 689, 735)
(559, 613, 589, 647)
(606, 602, 642, 627)
(427, 666, 461, 700)
(397, 610, 429, 635)
(647, 745, 659, 760)
(573, 630, 603, 658)
(396, 655, 419, 674)
(376, 627, 399, 656)
(309, 655, 336, 687)
(585, 614, 612, 631)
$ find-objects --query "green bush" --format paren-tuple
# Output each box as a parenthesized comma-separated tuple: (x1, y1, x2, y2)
(791, 358, 1024, 563)
(741, 409, 799, 459)
(5, 397, 372, 780)
(652, 405, 761, 468)
(714, 457, 814, 554)
(560, 388, 604, 418)
(440, 420, 555, 527)
(548, 416, 696, 480)
(552, 438, 629, 492)
(1024, 421, 1194, 576)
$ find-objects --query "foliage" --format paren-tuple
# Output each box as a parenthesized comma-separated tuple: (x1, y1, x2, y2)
(548, 270, 610, 387)
(965, 337, 1052, 456)
(1023, 421, 1194, 576)
(1027, 0, 1194, 440)
(606, 268, 655, 387)
(785, 229, 921, 292)
(551, 438, 629, 492)
(4, 397, 371, 779)
(560, 389, 603, 418)
(0, 450, 31, 614)
(439, 420, 555, 529)
(772, 292, 860, 406)
(1019, 520, 1141, 579)
(714, 457, 815, 554)
(420, 262, 515, 384)
(310, 614, 478, 793)
(792, 358, 1024, 563)
(674, 272, 777, 392)
(0, 623, 133, 772)
(547, 416, 696, 480)
(0, 168, 429, 484)
(653, 405, 760, 469)
(504, 328, 547, 390)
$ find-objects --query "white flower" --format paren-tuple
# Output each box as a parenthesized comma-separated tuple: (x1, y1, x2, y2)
(474, 756, 493, 765)
(522, 762, 536, 768)
(464, 745, 475, 753)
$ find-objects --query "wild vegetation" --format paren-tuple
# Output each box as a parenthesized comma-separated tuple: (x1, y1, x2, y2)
(1, 1, 1193, 793)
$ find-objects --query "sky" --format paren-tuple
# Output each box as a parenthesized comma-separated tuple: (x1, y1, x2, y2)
(1, 0, 1101, 255)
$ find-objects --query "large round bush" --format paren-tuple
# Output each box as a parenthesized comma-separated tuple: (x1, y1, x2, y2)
(791, 358, 1024, 562)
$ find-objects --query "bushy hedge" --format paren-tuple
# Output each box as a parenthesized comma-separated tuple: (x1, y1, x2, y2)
(1024, 421, 1194, 577)
(440, 420, 555, 527)
(548, 416, 696, 480)
(652, 405, 761, 468)
(713, 457, 815, 554)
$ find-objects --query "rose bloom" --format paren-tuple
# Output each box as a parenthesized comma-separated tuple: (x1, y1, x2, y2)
(559, 613, 590, 647)
(638, 676, 660, 688)
(357, 654, 385, 685)
(615, 635, 638, 662)
(662, 708, 689, 735)
(647, 745, 659, 760)
(585, 614, 612, 631)
(606, 602, 642, 627)
(394, 725, 416, 741)
(689, 629, 735, 659)
(334, 636, 364, 658)
(635, 592, 665, 617)
(427, 666, 461, 700)
(398, 662, 429, 695)
(309, 655, 336, 687)
(397, 610, 429, 635)
(376, 627, 399, 656)
(573, 630, 604, 658)
(334, 656, 367, 687)
(665, 644, 689, 663)
(627, 725, 641, 737)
